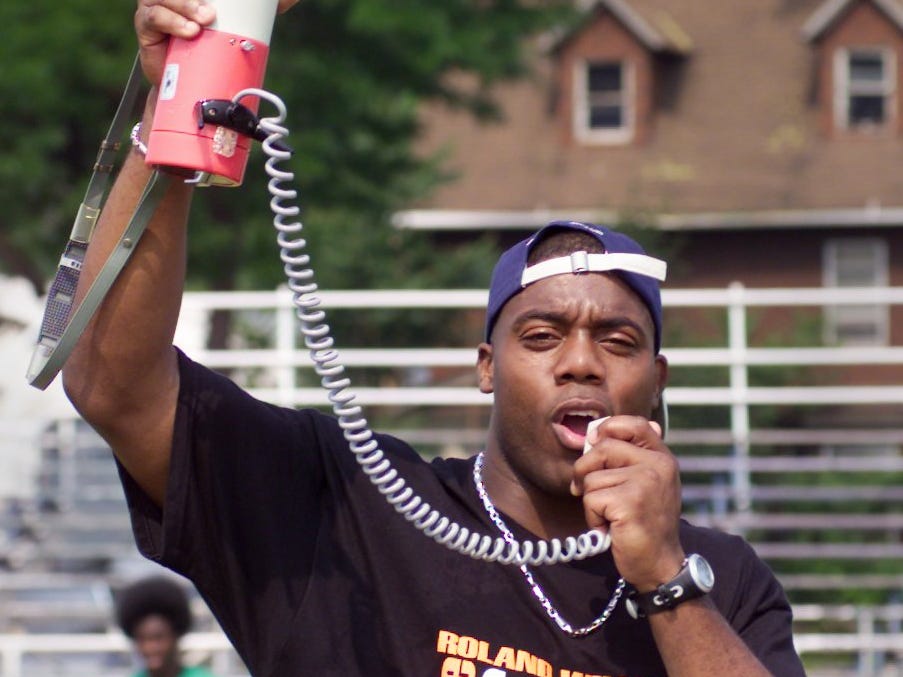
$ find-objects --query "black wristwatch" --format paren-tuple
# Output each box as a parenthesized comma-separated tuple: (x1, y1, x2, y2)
(625, 553, 715, 619)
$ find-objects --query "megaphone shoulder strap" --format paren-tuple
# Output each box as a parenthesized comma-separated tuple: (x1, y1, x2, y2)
(27, 54, 171, 389)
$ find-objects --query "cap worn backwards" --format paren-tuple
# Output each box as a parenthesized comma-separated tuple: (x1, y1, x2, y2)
(484, 221, 667, 352)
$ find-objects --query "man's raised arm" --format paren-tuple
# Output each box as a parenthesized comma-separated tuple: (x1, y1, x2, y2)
(62, 1, 220, 506)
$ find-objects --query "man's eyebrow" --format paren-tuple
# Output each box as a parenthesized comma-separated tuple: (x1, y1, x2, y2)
(511, 310, 648, 335)
(510, 310, 569, 331)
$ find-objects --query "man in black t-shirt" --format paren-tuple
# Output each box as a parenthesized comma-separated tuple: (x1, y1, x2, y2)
(62, 2, 805, 675)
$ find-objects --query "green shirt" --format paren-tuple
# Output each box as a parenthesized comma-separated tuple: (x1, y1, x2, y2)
(131, 666, 217, 677)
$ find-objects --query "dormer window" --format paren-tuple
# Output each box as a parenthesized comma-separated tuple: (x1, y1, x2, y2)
(574, 60, 634, 144)
(803, 0, 903, 137)
(554, 1, 690, 147)
(834, 47, 896, 131)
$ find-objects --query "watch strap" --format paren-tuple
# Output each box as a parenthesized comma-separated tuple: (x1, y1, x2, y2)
(625, 555, 712, 619)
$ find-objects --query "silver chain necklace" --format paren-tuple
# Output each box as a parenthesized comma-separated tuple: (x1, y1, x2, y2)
(473, 451, 625, 638)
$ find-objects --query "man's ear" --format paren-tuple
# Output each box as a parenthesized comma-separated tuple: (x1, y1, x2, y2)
(477, 342, 494, 394)
(656, 353, 669, 383)
(653, 354, 669, 407)
(651, 354, 670, 437)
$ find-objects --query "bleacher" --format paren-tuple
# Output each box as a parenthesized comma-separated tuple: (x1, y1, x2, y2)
(0, 418, 238, 676)
(1, 284, 902, 676)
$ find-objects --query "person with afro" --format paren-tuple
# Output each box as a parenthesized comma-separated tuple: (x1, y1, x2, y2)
(115, 576, 217, 677)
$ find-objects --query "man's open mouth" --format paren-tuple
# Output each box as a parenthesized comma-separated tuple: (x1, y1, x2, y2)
(558, 410, 601, 438)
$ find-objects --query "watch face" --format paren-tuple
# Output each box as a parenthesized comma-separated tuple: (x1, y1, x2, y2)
(689, 554, 715, 591)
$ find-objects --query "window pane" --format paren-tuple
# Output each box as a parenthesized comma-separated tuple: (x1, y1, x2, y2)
(588, 63, 621, 93)
(824, 239, 887, 346)
(836, 320, 880, 345)
(849, 53, 884, 82)
(849, 95, 885, 124)
(833, 241, 880, 285)
(579, 60, 629, 136)
(836, 263, 877, 287)
(590, 105, 622, 128)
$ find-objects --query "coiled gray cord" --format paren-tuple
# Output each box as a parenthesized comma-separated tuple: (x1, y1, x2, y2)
(233, 88, 611, 566)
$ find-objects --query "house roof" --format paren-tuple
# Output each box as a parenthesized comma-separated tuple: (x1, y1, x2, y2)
(409, 0, 903, 231)
(557, 0, 692, 55)
(802, 0, 903, 41)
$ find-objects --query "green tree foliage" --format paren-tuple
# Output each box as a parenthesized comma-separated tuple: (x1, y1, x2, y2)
(0, 0, 569, 304)
(0, 0, 131, 286)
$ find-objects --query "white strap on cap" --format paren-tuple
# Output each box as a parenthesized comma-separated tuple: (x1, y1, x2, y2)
(521, 251, 667, 287)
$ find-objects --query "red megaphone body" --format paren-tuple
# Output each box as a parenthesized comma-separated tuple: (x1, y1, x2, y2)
(145, 0, 279, 186)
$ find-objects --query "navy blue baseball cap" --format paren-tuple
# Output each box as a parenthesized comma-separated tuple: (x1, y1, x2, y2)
(484, 221, 667, 352)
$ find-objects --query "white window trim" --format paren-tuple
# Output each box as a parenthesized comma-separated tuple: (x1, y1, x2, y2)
(833, 46, 897, 131)
(573, 59, 635, 145)
(822, 238, 889, 346)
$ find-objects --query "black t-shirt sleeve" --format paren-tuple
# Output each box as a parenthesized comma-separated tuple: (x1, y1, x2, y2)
(734, 546, 805, 676)
(119, 349, 336, 673)
(700, 530, 806, 676)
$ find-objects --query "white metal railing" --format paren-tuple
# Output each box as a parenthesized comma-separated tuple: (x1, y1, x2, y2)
(7, 284, 903, 509)
(174, 284, 903, 545)
(17, 284, 903, 531)
(12, 284, 903, 427)
(793, 604, 903, 677)
(180, 284, 903, 434)
(179, 283, 903, 402)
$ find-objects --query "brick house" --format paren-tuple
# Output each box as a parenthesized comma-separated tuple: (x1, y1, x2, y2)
(398, 0, 903, 359)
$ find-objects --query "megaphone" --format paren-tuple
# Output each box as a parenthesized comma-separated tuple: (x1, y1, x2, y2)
(145, 0, 279, 186)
